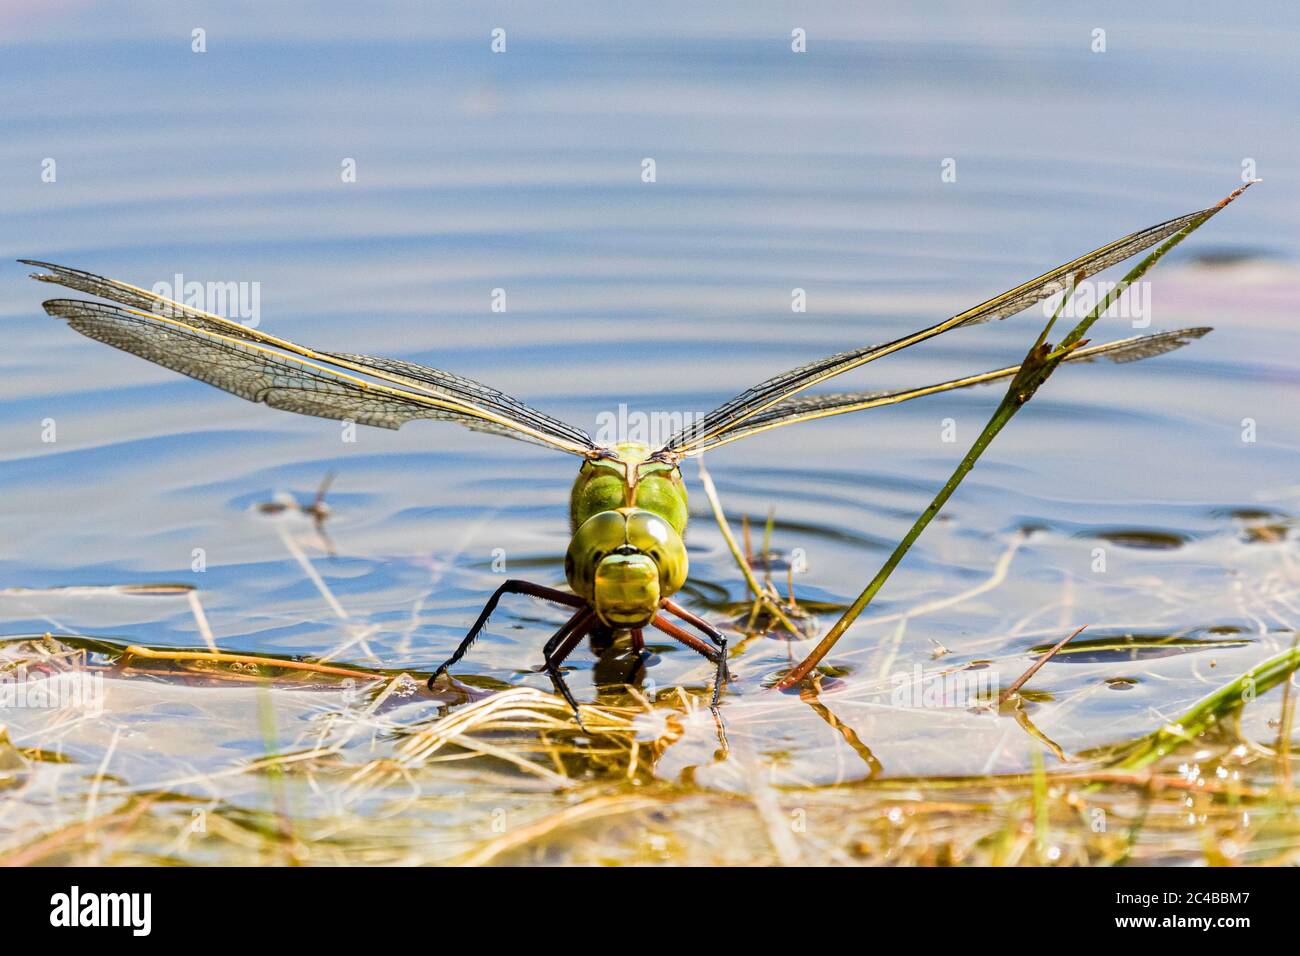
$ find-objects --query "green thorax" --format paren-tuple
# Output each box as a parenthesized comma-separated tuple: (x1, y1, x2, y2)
(569, 441, 688, 535)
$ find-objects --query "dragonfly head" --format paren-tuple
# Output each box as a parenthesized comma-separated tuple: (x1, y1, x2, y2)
(566, 508, 688, 629)
(592, 552, 661, 628)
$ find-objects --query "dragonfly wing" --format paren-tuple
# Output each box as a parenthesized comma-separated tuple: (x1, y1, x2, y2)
(691, 328, 1212, 452)
(40, 299, 593, 451)
(323, 351, 596, 450)
(23, 260, 251, 338)
(658, 194, 1241, 457)
(26, 260, 597, 455)
(1070, 326, 1213, 363)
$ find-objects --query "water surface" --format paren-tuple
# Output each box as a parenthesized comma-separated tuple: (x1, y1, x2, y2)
(1, 2, 1298, 862)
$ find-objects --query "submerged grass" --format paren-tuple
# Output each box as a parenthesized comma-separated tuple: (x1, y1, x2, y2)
(1, 616, 1297, 865)
(1112, 641, 1300, 772)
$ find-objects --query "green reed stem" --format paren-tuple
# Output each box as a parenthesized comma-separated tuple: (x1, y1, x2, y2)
(777, 183, 1254, 689)
(1113, 641, 1300, 772)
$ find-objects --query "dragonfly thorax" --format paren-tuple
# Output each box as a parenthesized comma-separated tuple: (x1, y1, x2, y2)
(569, 442, 688, 533)
(565, 508, 687, 628)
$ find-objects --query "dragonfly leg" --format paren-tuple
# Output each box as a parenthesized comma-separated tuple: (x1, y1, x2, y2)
(661, 600, 731, 692)
(650, 613, 729, 707)
(660, 599, 726, 649)
(541, 606, 594, 661)
(428, 579, 585, 688)
(542, 608, 599, 730)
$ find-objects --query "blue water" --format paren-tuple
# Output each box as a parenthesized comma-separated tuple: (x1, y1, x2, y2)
(1, 1, 1298, 784)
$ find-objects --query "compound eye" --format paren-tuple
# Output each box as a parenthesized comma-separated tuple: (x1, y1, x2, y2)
(566, 511, 631, 599)
(584, 510, 629, 541)
(625, 511, 672, 551)
(625, 511, 687, 593)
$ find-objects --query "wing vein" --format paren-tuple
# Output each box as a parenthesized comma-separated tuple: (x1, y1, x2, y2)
(25, 260, 595, 455)
(660, 202, 1225, 455)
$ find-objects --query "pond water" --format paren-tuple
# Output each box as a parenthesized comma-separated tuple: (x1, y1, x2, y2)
(1, 2, 1298, 863)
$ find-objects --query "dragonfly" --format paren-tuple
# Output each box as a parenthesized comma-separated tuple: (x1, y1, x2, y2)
(21, 196, 1231, 720)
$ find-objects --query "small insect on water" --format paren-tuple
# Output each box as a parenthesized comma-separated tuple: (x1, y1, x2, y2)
(257, 471, 337, 555)
(21, 192, 1240, 722)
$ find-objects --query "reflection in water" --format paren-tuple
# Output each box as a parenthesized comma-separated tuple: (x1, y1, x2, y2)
(799, 681, 884, 779)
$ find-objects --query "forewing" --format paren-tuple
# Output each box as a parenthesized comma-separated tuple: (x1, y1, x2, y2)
(660, 201, 1227, 456)
(41, 299, 579, 448)
(323, 351, 596, 449)
(26, 260, 597, 455)
(690, 328, 1212, 452)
